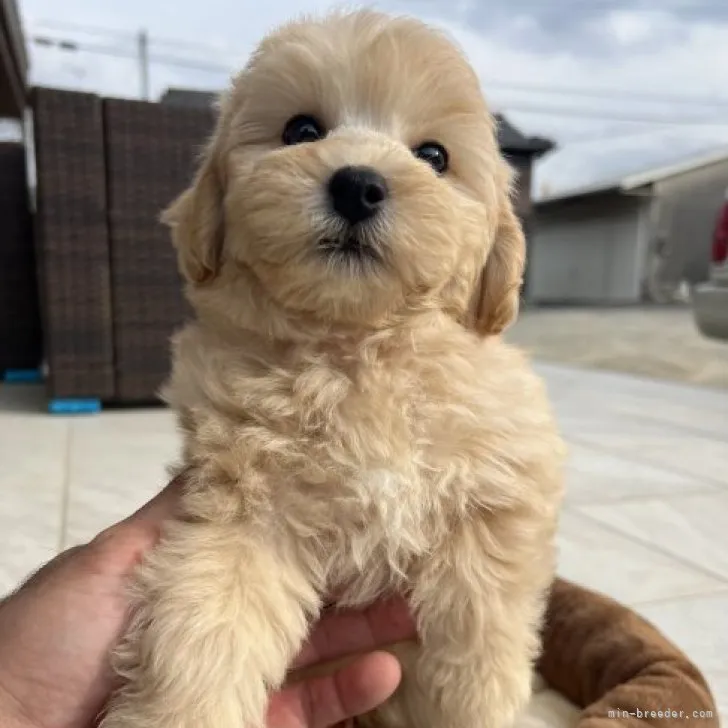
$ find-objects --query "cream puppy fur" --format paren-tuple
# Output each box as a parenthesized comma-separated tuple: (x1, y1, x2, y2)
(100, 10, 565, 728)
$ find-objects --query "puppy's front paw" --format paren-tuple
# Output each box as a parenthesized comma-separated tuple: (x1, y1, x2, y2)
(412, 648, 533, 728)
(396, 515, 552, 728)
(456, 660, 533, 728)
(100, 519, 321, 728)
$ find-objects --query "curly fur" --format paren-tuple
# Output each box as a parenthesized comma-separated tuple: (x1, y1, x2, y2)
(100, 9, 566, 728)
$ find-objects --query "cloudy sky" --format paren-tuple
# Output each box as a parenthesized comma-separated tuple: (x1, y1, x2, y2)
(16, 0, 728, 196)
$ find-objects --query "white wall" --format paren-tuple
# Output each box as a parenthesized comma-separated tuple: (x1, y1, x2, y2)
(528, 195, 646, 304)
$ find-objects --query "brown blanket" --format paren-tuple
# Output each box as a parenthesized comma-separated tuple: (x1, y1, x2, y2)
(538, 578, 720, 728)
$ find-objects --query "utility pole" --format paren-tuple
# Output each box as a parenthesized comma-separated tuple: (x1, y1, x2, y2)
(137, 29, 150, 101)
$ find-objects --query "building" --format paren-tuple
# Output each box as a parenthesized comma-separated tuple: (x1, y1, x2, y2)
(0, 0, 27, 119)
(494, 114, 554, 296)
(495, 113, 554, 226)
(528, 148, 728, 305)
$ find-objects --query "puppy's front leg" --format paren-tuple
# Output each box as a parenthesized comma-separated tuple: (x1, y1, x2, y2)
(101, 517, 321, 728)
(401, 513, 555, 728)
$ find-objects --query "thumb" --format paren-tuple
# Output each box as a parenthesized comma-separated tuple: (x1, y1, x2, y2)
(122, 472, 187, 530)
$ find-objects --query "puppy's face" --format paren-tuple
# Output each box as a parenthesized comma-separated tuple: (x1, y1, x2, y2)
(164, 11, 525, 335)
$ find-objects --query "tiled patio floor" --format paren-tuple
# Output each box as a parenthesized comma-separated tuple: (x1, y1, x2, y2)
(1, 362, 727, 719)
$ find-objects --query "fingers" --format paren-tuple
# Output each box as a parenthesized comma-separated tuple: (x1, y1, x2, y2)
(293, 597, 416, 670)
(267, 651, 401, 728)
(83, 474, 188, 575)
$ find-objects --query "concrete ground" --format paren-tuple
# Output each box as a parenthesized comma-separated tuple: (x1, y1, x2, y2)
(1, 363, 727, 720)
(507, 305, 728, 389)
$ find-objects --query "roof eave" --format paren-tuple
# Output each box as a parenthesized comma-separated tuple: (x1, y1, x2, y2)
(0, 0, 27, 117)
(536, 183, 620, 208)
(536, 181, 656, 208)
(501, 137, 556, 158)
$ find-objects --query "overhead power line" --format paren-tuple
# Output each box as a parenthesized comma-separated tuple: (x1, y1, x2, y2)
(485, 79, 728, 110)
(30, 19, 728, 111)
(32, 37, 137, 60)
(32, 36, 233, 73)
(31, 35, 234, 98)
(509, 0, 727, 8)
(409, 0, 728, 11)
(502, 102, 728, 127)
(32, 18, 240, 57)
(32, 19, 136, 40)
(30, 31, 728, 130)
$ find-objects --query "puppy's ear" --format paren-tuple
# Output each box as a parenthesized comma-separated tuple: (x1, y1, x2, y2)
(471, 193, 526, 336)
(161, 137, 225, 285)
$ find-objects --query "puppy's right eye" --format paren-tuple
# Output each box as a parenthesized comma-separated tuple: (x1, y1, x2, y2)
(282, 115, 325, 145)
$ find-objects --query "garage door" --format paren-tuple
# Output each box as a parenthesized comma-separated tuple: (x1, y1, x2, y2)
(528, 207, 640, 303)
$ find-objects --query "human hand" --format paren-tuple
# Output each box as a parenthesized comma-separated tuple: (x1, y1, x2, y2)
(0, 478, 416, 728)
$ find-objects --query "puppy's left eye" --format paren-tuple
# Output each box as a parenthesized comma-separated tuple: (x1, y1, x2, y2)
(413, 142, 449, 174)
(282, 115, 325, 145)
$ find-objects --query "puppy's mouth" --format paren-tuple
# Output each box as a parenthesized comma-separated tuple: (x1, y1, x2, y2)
(317, 232, 384, 269)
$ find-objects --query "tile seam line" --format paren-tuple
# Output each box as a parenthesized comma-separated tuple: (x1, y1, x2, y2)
(563, 485, 721, 507)
(58, 423, 72, 553)
(569, 506, 728, 587)
(628, 585, 728, 610)
(567, 434, 728, 490)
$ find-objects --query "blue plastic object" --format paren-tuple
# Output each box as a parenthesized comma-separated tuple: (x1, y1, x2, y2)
(2, 368, 43, 383)
(48, 398, 102, 415)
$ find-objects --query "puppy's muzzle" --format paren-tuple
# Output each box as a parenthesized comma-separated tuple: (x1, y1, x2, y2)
(319, 165, 388, 267)
(328, 165, 388, 225)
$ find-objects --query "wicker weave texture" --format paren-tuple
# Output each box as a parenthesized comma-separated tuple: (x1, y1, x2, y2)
(32, 87, 115, 399)
(0, 142, 41, 373)
(103, 98, 215, 402)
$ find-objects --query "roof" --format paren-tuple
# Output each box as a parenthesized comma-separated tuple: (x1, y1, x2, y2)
(495, 114, 554, 157)
(0, 0, 28, 117)
(538, 146, 728, 207)
(159, 88, 218, 109)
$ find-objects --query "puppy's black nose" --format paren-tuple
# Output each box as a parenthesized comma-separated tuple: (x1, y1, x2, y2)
(328, 166, 388, 225)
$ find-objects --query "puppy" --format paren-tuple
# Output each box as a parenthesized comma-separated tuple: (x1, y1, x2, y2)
(101, 10, 565, 728)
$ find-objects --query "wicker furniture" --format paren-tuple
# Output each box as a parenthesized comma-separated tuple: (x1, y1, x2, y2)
(103, 98, 214, 402)
(27, 87, 215, 408)
(0, 141, 41, 376)
(31, 87, 116, 402)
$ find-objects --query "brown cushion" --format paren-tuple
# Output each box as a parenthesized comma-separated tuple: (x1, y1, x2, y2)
(538, 577, 719, 728)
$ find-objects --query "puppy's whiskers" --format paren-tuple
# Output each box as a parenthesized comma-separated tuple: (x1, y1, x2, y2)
(316, 220, 387, 275)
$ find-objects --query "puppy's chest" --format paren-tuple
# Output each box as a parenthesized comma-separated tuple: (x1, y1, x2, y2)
(261, 352, 493, 518)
